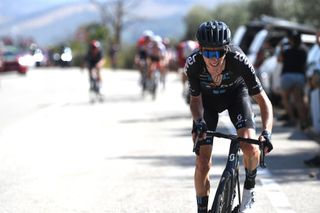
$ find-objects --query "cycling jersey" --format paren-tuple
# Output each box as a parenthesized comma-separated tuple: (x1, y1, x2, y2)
(86, 50, 103, 69)
(185, 44, 262, 98)
(186, 45, 263, 140)
(137, 37, 150, 60)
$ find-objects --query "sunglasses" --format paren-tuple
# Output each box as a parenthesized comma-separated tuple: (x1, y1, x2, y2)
(202, 49, 226, 59)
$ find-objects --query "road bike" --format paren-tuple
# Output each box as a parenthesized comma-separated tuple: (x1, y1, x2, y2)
(193, 131, 267, 213)
(89, 67, 104, 103)
(142, 66, 160, 100)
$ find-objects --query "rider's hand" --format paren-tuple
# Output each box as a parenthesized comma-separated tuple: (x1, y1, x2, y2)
(192, 118, 207, 141)
(259, 130, 273, 154)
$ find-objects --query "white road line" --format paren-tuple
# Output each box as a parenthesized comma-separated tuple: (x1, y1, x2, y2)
(219, 111, 296, 213)
(259, 169, 296, 213)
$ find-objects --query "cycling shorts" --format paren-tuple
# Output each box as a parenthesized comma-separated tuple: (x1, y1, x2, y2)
(197, 86, 256, 146)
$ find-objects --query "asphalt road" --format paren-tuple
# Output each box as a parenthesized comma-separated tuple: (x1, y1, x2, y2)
(0, 67, 319, 213)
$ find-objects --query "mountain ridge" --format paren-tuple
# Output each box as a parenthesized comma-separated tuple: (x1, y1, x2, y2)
(0, 0, 234, 46)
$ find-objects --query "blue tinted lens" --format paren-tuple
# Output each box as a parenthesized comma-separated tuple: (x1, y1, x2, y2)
(202, 50, 225, 58)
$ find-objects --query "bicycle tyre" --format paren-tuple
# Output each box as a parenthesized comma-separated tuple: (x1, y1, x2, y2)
(210, 172, 235, 213)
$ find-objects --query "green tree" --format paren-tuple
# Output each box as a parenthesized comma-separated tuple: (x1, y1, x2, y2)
(210, 3, 250, 33)
(85, 22, 110, 42)
(184, 3, 249, 41)
(246, 0, 275, 20)
(69, 23, 109, 66)
(295, 0, 320, 29)
(183, 6, 211, 40)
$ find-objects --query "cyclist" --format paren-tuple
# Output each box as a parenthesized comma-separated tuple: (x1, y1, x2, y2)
(85, 40, 105, 102)
(144, 35, 166, 98)
(177, 39, 199, 103)
(134, 30, 154, 92)
(185, 20, 274, 213)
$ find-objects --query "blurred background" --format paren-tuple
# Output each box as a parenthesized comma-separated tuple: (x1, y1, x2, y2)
(1, 0, 320, 212)
(0, 0, 318, 69)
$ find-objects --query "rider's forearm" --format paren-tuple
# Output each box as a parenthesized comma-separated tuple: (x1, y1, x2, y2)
(190, 95, 204, 121)
(253, 91, 273, 132)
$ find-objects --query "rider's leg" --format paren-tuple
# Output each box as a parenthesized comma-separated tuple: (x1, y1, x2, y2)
(227, 90, 259, 211)
(238, 128, 260, 189)
(195, 144, 212, 213)
(194, 110, 217, 213)
(238, 127, 260, 212)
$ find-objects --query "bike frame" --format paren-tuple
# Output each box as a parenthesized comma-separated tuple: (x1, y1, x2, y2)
(211, 138, 241, 213)
(193, 131, 266, 213)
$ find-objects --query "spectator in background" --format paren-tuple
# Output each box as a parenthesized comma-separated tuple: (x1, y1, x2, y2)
(277, 31, 309, 130)
(109, 42, 119, 69)
(304, 32, 320, 168)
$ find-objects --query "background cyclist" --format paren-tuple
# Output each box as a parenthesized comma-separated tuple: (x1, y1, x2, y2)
(85, 40, 105, 102)
(185, 20, 273, 213)
(134, 30, 154, 93)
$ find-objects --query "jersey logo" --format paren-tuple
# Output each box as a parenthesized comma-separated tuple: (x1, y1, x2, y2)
(185, 54, 197, 70)
(234, 51, 255, 74)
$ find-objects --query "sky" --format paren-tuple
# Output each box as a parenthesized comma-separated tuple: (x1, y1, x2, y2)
(0, 0, 239, 46)
(0, 0, 238, 19)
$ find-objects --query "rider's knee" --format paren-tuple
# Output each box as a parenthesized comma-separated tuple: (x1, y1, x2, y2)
(196, 155, 211, 174)
(241, 143, 260, 157)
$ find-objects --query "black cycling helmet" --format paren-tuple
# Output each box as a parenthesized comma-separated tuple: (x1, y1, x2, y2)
(196, 20, 231, 48)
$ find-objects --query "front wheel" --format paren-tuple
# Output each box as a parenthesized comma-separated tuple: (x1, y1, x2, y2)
(210, 173, 235, 213)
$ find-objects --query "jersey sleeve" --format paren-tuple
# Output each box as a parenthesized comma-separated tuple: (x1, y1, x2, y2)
(184, 54, 201, 96)
(229, 48, 263, 96)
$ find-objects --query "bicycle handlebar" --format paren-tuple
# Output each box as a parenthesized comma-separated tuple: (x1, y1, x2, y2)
(207, 131, 260, 145)
(194, 131, 267, 168)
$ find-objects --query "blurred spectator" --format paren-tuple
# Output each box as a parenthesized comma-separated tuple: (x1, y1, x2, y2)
(306, 32, 320, 134)
(108, 42, 119, 69)
(303, 32, 320, 168)
(277, 31, 309, 130)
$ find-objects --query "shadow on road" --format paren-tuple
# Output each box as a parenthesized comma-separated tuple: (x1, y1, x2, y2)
(120, 113, 191, 124)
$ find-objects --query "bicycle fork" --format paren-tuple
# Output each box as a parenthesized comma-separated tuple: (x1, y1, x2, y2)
(221, 140, 241, 212)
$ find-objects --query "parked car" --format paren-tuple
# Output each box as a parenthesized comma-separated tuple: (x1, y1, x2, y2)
(233, 15, 317, 56)
(33, 48, 48, 67)
(233, 15, 317, 104)
(0, 46, 31, 74)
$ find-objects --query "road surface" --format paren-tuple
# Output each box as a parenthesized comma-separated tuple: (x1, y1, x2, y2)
(0, 67, 319, 212)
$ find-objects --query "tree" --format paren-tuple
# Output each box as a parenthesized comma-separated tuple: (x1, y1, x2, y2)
(183, 3, 249, 41)
(90, 0, 144, 47)
(210, 3, 249, 34)
(183, 6, 211, 40)
(247, 0, 275, 20)
(295, 0, 320, 29)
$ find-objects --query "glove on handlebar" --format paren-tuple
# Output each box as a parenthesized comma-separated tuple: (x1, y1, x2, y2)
(192, 118, 208, 136)
(261, 130, 273, 153)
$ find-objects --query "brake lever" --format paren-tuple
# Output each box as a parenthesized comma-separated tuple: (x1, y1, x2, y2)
(259, 142, 267, 168)
(193, 134, 200, 155)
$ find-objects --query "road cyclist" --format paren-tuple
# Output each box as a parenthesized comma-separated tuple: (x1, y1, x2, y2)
(185, 20, 274, 213)
(85, 40, 106, 103)
(134, 30, 154, 95)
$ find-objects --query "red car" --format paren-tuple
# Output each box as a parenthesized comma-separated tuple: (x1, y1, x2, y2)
(0, 46, 28, 74)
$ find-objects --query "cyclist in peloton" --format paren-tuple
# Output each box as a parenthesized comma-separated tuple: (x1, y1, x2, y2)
(85, 40, 105, 103)
(134, 30, 154, 92)
(147, 35, 166, 77)
(185, 20, 274, 213)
